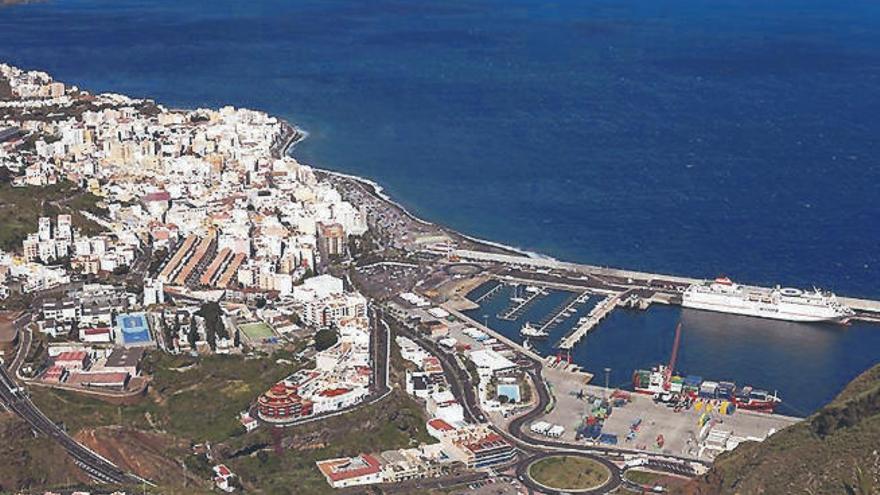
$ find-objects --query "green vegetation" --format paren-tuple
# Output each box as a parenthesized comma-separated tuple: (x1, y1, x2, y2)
(528, 455, 610, 491)
(0, 181, 106, 251)
(0, 413, 84, 492)
(227, 389, 434, 494)
(686, 363, 880, 495)
(238, 321, 275, 341)
(625, 469, 668, 486)
(314, 328, 338, 351)
(30, 352, 298, 442)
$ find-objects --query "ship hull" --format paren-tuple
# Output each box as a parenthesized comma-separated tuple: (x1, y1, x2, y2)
(732, 399, 779, 412)
(681, 298, 846, 323)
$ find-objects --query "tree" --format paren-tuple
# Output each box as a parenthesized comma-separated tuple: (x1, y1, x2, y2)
(187, 317, 198, 348)
(314, 328, 338, 351)
(197, 301, 228, 339)
(165, 317, 178, 351)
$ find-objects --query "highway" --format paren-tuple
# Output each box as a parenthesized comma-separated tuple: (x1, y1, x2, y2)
(0, 364, 150, 486)
(8, 311, 33, 375)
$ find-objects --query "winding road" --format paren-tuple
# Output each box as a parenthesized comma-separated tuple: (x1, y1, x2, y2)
(0, 364, 150, 486)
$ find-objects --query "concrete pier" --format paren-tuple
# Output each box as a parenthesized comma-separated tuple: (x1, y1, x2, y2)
(443, 304, 545, 362)
(454, 249, 880, 320)
(557, 293, 623, 350)
(535, 290, 590, 334)
(474, 281, 504, 304)
(498, 286, 545, 321)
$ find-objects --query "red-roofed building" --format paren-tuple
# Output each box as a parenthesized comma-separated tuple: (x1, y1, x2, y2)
(430, 423, 516, 469)
(256, 381, 313, 423)
(79, 326, 113, 343)
(142, 191, 171, 218)
(66, 371, 130, 388)
(422, 356, 443, 374)
(427, 418, 455, 434)
(459, 432, 515, 469)
(54, 351, 89, 370)
(319, 387, 351, 397)
(142, 191, 171, 203)
(311, 385, 368, 414)
(316, 454, 383, 488)
(212, 464, 236, 492)
(42, 365, 65, 383)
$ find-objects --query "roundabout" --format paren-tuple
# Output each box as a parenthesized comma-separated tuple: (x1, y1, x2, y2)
(517, 452, 621, 494)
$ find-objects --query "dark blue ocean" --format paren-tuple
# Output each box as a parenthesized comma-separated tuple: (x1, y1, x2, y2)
(1, 0, 878, 414)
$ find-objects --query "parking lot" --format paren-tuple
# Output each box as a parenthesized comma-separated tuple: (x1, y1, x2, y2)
(451, 477, 525, 495)
(354, 261, 430, 300)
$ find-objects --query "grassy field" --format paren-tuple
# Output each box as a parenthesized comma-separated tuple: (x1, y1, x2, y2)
(239, 322, 275, 341)
(0, 181, 106, 251)
(625, 469, 665, 485)
(528, 455, 610, 491)
(30, 352, 298, 443)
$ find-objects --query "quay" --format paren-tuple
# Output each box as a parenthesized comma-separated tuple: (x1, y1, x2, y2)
(453, 249, 880, 320)
(557, 292, 624, 350)
(443, 304, 547, 364)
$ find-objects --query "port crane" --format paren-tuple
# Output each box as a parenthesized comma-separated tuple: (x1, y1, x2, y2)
(663, 322, 683, 389)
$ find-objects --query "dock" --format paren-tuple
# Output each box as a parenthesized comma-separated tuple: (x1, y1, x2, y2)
(557, 292, 624, 350)
(454, 249, 880, 321)
(474, 281, 504, 304)
(534, 290, 590, 334)
(497, 286, 545, 321)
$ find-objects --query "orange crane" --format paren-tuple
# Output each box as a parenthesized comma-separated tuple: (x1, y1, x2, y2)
(663, 322, 683, 387)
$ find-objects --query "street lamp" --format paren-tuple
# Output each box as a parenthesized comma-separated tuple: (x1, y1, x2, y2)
(604, 367, 611, 400)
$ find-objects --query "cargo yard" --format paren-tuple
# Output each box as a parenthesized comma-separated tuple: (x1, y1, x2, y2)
(423, 262, 815, 465)
(532, 367, 799, 461)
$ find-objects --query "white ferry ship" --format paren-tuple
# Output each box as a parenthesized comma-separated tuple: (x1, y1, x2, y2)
(682, 276, 854, 323)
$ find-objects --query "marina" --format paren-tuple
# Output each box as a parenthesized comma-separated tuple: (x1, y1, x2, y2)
(531, 290, 590, 335)
(453, 249, 880, 320)
(557, 293, 624, 351)
(455, 264, 880, 416)
(497, 285, 546, 321)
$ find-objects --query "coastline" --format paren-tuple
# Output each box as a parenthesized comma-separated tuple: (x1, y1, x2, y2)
(277, 119, 547, 260)
(274, 118, 880, 312)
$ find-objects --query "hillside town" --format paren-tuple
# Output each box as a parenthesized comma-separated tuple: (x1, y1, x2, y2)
(0, 62, 526, 493)
(0, 61, 829, 495)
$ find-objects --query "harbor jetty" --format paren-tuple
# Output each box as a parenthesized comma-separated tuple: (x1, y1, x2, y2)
(557, 292, 624, 350)
(453, 249, 880, 322)
(497, 286, 545, 321)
